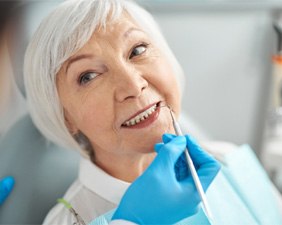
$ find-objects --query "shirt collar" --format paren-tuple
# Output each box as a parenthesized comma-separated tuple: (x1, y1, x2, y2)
(79, 156, 131, 205)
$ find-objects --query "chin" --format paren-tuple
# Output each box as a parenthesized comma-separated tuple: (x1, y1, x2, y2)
(135, 135, 163, 154)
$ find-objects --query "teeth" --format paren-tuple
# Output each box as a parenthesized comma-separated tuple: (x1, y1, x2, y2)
(123, 104, 157, 127)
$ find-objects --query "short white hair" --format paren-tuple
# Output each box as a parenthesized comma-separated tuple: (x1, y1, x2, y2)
(24, 0, 185, 154)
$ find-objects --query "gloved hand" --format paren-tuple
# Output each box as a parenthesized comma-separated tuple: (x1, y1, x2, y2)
(0, 176, 14, 205)
(112, 134, 220, 225)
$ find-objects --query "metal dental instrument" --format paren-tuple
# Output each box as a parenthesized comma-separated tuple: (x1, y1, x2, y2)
(166, 106, 214, 223)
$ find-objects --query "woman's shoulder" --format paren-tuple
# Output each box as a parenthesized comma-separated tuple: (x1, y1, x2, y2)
(43, 174, 117, 225)
(43, 179, 84, 225)
(43, 206, 71, 225)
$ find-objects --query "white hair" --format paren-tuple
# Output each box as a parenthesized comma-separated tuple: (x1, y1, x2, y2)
(24, 0, 185, 154)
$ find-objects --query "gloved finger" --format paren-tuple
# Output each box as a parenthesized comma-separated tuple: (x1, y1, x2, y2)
(156, 136, 186, 168)
(179, 159, 220, 193)
(162, 134, 190, 181)
(184, 135, 220, 191)
(0, 176, 14, 205)
(185, 135, 217, 168)
(197, 160, 221, 191)
(154, 143, 164, 153)
(174, 152, 190, 181)
(154, 133, 177, 153)
(154, 134, 190, 181)
(162, 133, 177, 144)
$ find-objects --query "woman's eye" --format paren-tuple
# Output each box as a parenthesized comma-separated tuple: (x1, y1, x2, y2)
(129, 44, 148, 59)
(79, 72, 98, 85)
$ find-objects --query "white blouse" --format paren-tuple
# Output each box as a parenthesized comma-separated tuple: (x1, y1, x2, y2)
(43, 142, 239, 225)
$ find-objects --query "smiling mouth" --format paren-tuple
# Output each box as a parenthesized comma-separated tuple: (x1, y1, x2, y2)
(122, 102, 161, 127)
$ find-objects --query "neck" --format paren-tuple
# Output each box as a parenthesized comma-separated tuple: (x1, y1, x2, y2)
(93, 151, 156, 182)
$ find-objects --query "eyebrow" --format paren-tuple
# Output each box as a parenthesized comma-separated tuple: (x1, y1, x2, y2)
(65, 54, 93, 74)
(123, 27, 144, 39)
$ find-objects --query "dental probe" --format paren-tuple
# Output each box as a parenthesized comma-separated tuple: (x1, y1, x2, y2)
(166, 106, 214, 223)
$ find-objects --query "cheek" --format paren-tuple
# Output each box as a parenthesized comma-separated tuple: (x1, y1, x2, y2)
(57, 74, 119, 149)
(77, 93, 112, 132)
(149, 60, 181, 113)
(61, 85, 112, 133)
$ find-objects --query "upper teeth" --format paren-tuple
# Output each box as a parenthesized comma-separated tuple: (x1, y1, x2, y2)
(123, 104, 157, 127)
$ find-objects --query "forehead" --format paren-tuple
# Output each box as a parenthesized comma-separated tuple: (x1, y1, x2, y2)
(93, 13, 142, 41)
(67, 14, 146, 59)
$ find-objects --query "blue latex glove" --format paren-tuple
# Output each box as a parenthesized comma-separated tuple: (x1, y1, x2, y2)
(112, 134, 220, 224)
(0, 176, 14, 205)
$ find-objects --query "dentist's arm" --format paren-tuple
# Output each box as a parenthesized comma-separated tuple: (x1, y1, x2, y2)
(0, 176, 14, 205)
(110, 134, 221, 225)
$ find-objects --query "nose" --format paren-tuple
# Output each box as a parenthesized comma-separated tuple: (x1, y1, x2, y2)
(113, 63, 148, 102)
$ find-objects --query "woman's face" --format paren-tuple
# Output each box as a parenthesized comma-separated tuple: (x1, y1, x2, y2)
(57, 14, 181, 160)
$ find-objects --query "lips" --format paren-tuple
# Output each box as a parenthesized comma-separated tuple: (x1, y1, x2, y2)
(121, 101, 161, 127)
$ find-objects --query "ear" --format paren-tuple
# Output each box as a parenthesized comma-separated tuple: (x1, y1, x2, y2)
(64, 110, 78, 135)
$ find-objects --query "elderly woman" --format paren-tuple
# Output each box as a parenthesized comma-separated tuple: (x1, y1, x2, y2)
(24, 0, 282, 224)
